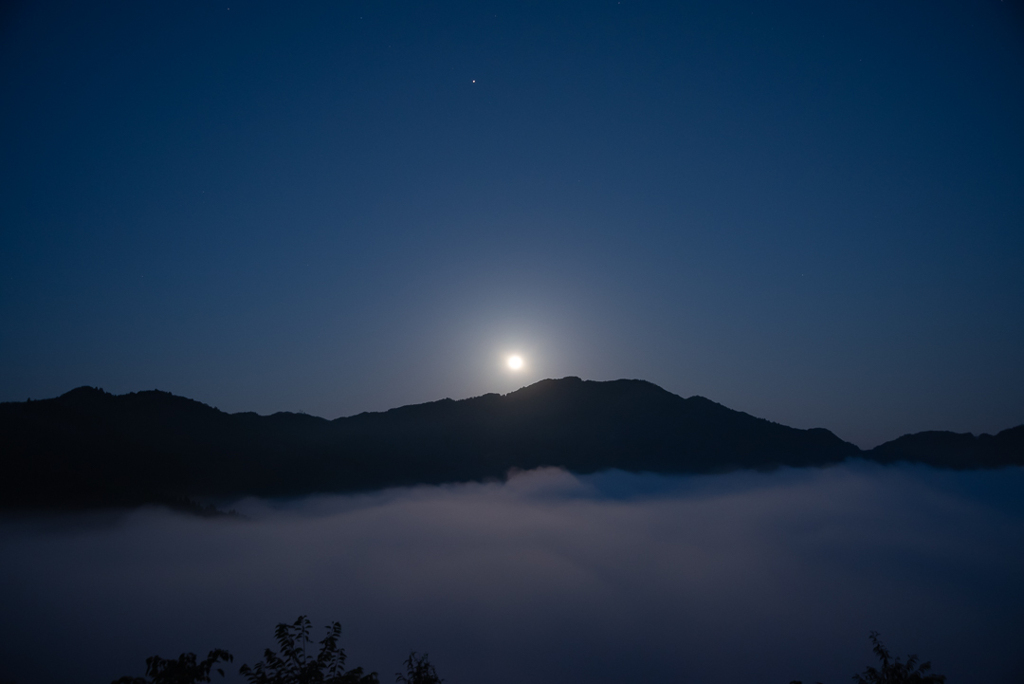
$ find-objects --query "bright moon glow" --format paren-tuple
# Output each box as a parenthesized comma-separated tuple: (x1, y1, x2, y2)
(507, 355, 524, 370)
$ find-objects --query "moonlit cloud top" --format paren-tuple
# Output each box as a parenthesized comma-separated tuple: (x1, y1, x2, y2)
(1, 463, 1022, 684)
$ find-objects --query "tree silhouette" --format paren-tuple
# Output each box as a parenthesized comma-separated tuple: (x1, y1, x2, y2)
(853, 631, 945, 684)
(112, 649, 233, 684)
(395, 652, 442, 684)
(790, 632, 946, 684)
(238, 616, 378, 684)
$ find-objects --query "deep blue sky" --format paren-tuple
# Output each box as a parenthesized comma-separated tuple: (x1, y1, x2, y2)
(1, 1, 1022, 447)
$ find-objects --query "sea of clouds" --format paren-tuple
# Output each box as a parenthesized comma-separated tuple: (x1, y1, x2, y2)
(2, 462, 1023, 684)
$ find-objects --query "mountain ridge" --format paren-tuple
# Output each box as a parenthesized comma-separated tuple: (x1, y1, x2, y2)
(1, 377, 1021, 512)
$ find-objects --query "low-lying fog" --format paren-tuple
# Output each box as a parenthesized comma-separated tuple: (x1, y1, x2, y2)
(2, 462, 1023, 684)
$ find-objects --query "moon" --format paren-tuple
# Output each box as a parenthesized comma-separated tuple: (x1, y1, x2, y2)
(507, 355, 524, 371)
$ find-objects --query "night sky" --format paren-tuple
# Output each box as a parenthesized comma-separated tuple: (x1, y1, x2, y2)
(2, 1, 1022, 448)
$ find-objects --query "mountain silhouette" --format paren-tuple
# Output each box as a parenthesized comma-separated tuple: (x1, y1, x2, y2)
(1, 377, 1020, 511)
(870, 425, 1024, 469)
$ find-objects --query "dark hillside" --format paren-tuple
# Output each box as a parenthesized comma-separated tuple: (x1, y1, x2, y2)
(2, 377, 1019, 511)
(330, 378, 859, 484)
(869, 425, 1024, 468)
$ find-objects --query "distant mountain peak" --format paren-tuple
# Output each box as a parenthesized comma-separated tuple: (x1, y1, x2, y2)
(59, 385, 109, 399)
(1, 379, 1020, 512)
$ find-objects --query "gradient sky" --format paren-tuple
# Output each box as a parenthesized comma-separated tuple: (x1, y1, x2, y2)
(1, 1, 1022, 447)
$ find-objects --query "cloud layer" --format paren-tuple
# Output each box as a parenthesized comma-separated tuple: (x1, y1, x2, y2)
(2, 463, 1023, 683)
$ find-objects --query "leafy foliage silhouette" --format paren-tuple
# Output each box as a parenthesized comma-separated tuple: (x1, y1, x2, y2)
(114, 617, 381, 684)
(112, 649, 233, 684)
(238, 616, 379, 684)
(395, 652, 442, 684)
(789, 631, 945, 684)
(852, 631, 945, 684)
